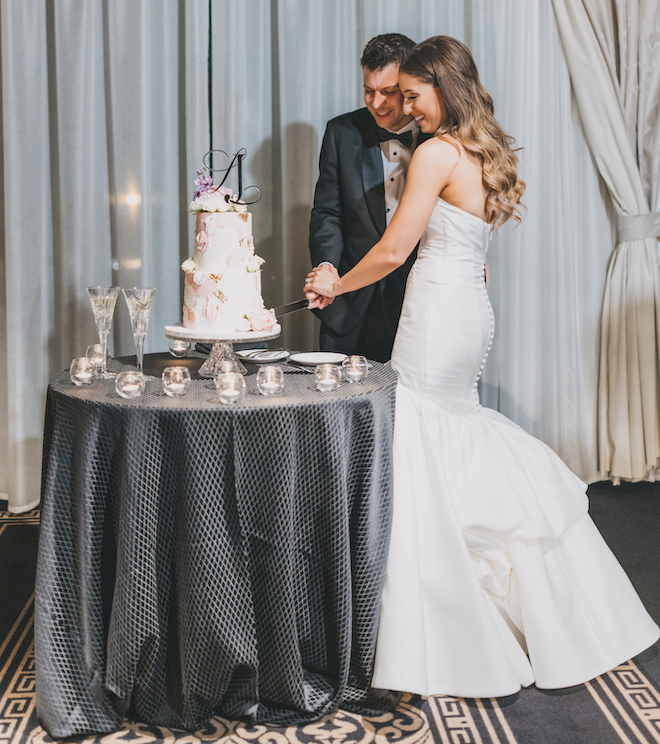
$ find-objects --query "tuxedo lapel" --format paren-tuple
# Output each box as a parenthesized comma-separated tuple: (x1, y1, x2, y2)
(360, 120, 387, 236)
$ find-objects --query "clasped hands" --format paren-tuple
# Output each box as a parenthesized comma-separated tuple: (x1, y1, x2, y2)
(304, 264, 339, 310)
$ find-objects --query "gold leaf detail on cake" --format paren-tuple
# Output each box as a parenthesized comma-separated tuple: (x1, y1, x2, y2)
(238, 213, 249, 222)
(214, 290, 227, 304)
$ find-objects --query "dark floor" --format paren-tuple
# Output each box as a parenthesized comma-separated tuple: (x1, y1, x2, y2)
(587, 479, 660, 692)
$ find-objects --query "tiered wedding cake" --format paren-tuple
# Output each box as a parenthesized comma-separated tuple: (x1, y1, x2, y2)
(182, 175, 277, 336)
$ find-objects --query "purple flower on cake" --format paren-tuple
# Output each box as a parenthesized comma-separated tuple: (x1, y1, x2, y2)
(248, 306, 277, 332)
(193, 167, 213, 199)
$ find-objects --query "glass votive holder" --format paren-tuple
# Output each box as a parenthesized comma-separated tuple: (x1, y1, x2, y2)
(162, 366, 191, 397)
(115, 370, 145, 399)
(216, 359, 243, 375)
(256, 365, 284, 396)
(168, 338, 191, 358)
(314, 363, 342, 392)
(70, 357, 97, 386)
(85, 343, 108, 372)
(342, 355, 369, 383)
(215, 372, 246, 404)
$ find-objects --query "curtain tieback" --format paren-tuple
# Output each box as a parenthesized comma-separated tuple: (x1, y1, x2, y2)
(616, 212, 660, 242)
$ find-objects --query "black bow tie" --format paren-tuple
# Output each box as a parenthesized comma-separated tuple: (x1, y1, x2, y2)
(376, 128, 413, 148)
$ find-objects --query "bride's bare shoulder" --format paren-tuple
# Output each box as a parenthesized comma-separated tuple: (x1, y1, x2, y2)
(410, 136, 461, 185)
(416, 135, 461, 162)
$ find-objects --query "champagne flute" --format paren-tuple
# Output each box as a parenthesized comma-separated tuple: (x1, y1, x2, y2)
(122, 288, 156, 375)
(86, 286, 120, 378)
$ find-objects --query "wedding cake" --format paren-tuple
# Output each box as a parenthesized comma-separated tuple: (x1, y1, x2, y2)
(182, 175, 278, 336)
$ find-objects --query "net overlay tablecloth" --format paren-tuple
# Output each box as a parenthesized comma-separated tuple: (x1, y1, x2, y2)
(35, 356, 398, 736)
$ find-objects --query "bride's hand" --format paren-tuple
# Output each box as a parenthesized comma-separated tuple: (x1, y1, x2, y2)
(304, 265, 339, 308)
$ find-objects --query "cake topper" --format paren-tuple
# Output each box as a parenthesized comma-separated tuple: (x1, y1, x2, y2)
(200, 148, 262, 205)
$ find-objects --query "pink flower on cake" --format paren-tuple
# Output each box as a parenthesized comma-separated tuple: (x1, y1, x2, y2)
(190, 185, 240, 214)
(196, 230, 210, 251)
(204, 300, 219, 324)
(248, 306, 277, 332)
(209, 185, 233, 199)
(203, 214, 218, 235)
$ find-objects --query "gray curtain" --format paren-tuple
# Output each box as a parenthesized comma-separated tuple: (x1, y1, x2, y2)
(0, 0, 628, 510)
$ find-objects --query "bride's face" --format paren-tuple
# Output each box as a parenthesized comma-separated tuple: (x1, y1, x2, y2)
(400, 73, 446, 133)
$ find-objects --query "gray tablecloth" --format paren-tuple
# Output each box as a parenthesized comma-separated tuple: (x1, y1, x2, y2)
(35, 355, 398, 736)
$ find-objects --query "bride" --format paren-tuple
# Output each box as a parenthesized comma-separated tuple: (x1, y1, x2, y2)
(305, 35, 659, 698)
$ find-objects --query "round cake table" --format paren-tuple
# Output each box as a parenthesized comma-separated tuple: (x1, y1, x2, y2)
(35, 353, 399, 736)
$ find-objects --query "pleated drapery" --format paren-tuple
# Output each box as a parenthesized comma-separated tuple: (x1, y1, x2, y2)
(551, 0, 660, 483)
(0, 0, 644, 510)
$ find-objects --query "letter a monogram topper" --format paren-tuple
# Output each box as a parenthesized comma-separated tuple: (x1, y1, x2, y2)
(202, 149, 262, 205)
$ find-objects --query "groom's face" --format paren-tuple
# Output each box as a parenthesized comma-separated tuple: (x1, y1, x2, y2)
(363, 63, 413, 132)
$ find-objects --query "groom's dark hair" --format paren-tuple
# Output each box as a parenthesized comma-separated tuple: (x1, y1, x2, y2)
(360, 33, 416, 72)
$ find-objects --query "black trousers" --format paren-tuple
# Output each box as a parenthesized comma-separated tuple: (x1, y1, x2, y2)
(319, 287, 399, 363)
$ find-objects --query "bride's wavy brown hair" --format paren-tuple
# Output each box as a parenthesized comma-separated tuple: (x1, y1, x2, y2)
(401, 36, 525, 226)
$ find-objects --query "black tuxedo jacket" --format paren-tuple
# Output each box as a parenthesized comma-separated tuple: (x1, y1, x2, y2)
(309, 107, 430, 337)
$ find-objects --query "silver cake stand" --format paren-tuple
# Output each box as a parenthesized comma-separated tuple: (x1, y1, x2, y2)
(164, 323, 282, 377)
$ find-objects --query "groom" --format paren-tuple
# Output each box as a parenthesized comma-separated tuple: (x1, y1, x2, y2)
(307, 33, 428, 362)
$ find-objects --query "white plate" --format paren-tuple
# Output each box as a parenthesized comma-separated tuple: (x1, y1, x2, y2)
(289, 352, 347, 366)
(236, 349, 290, 363)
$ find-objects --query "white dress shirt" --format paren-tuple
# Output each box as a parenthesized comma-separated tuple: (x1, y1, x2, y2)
(380, 119, 420, 225)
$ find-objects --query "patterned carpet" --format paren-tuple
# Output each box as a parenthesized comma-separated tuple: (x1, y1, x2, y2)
(3, 481, 660, 744)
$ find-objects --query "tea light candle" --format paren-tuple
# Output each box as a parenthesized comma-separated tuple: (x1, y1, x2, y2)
(70, 357, 96, 386)
(165, 382, 186, 396)
(314, 363, 342, 392)
(169, 339, 191, 358)
(215, 372, 246, 404)
(342, 355, 369, 383)
(345, 368, 364, 382)
(162, 366, 191, 397)
(256, 365, 284, 396)
(115, 371, 144, 399)
(220, 387, 241, 403)
(85, 344, 106, 371)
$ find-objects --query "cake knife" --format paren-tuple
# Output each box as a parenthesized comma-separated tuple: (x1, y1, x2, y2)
(273, 298, 309, 317)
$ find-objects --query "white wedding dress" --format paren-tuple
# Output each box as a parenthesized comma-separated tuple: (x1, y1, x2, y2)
(372, 198, 659, 698)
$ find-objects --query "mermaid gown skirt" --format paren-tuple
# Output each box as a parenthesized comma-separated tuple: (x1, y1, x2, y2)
(371, 198, 659, 698)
